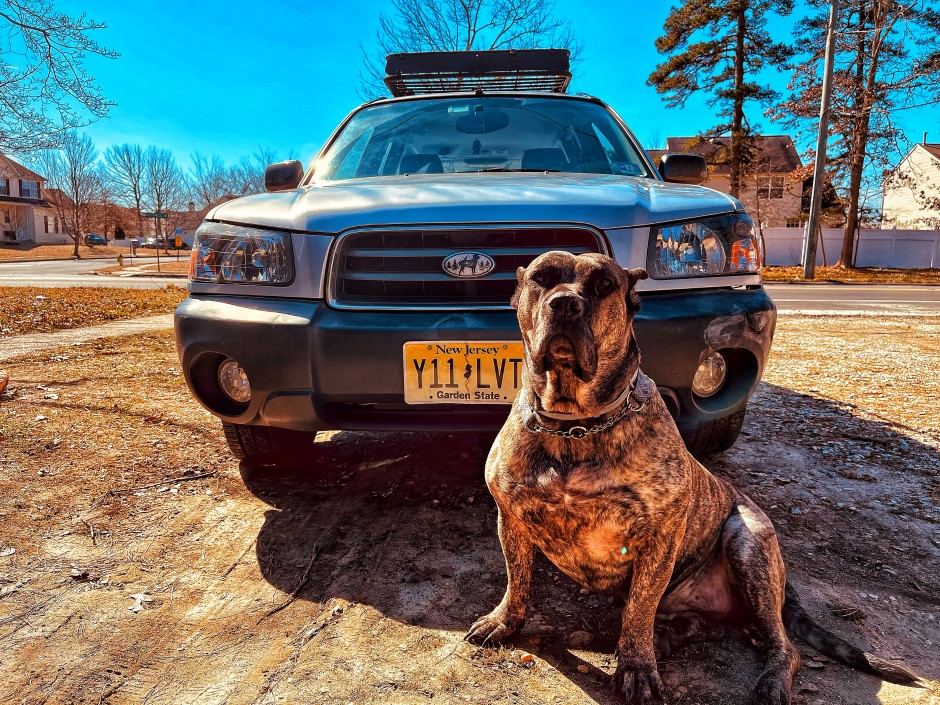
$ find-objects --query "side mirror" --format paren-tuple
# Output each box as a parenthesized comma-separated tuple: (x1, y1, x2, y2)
(264, 160, 304, 192)
(658, 154, 708, 185)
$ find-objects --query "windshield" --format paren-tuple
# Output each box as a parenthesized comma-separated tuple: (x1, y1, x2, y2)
(311, 96, 654, 181)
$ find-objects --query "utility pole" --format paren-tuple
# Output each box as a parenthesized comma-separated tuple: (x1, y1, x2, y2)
(802, 0, 840, 280)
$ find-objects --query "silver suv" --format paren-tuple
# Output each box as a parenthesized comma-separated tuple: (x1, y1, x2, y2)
(174, 50, 775, 469)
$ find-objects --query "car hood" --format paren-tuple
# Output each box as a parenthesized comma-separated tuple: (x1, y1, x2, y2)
(206, 172, 740, 233)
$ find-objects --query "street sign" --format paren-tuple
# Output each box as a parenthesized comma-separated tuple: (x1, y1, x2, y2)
(141, 212, 168, 219)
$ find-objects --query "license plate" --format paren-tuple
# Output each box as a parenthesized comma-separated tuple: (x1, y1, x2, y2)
(403, 341, 524, 404)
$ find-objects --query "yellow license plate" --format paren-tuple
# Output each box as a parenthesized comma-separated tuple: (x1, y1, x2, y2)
(403, 341, 525, 404)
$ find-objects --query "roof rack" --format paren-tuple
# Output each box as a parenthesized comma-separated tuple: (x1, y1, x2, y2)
(384, 49, 571, 97)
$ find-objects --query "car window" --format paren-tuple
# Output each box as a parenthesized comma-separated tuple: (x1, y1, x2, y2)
(312, 96, 653, 181)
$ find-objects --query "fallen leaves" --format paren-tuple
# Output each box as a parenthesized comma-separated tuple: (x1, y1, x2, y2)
(128, 593, 155, 613)
(0, 286, 185, 337)
(762, 266, 940, 285)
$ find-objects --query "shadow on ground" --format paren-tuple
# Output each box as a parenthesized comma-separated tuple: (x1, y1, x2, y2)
(242, 382, 939, 704)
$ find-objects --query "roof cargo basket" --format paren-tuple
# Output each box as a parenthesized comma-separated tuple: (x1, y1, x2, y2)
(384, 49, 571, 97)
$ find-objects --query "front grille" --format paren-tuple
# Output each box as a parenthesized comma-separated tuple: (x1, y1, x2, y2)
(330, 227, 605, 308)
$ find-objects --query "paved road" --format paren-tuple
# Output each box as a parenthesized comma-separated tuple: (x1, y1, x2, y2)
(1, 260, 937, 310)
(0, 257, 184, 289)
(765, 283, 940, 314)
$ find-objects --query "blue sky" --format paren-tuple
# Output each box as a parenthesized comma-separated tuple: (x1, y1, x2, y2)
(55, 0, 938, 175)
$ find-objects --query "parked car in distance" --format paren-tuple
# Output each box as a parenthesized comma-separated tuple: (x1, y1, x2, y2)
(86, 234, 107, 245)
(174, 49, 776, 470)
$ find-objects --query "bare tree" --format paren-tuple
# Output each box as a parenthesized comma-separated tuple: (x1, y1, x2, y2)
(143, 147, 185, 254)
(0, 0, 117, 153)
(31, 132, 104, 257)
(104, 143, 146, 239)
(771, 0, 940, 267)
(359, 0, 581, 99)
(227, 147, 282, 197)
(190, 152, 229, 208)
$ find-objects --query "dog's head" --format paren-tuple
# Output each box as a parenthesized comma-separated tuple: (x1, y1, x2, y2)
(512, 251, 647, 411)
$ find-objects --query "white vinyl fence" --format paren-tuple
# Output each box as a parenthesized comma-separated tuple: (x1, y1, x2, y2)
(763, 227, 940, 269)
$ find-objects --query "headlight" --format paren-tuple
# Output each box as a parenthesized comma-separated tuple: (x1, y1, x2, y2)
(190, 222, 294, 284)
(648, 214, 761, 279)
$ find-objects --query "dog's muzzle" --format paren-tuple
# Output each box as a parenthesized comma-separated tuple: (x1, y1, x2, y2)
(531, 292, 597, 380)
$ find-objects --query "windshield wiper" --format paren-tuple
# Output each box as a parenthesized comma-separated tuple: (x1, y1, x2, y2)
(475, 167, 563, 172)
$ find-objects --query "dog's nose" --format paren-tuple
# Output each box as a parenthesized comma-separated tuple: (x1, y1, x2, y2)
(547, 292, 585, 319)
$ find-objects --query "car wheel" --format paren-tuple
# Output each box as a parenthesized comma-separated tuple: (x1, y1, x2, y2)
(221, 422, 318, 470)
(680, 406, 747, 458)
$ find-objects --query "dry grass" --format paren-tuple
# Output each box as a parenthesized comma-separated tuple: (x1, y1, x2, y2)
(762, 265, 940, 284)
(0, 286, 186, 337)
(0, 243, 125, 261)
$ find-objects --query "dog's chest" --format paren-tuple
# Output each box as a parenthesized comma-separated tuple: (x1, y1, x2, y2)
(504, 464, 651, 590)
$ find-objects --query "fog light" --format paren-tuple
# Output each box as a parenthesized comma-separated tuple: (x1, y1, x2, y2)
(218, 358, 251, 403)
(692, 352, 727, 397)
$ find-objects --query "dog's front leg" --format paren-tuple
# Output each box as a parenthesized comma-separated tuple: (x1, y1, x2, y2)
(613, 536, 681, 705)
(466, 506, 535, 645)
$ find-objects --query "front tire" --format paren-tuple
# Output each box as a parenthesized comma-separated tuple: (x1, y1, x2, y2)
(680, 406, 746, 458)
(221, 422, 319, 470)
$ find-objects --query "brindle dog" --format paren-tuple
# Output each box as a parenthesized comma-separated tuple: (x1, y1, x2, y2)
(466, 251, 925, 704)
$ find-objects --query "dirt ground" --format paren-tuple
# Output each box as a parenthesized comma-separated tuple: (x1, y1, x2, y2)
(0, 314, 938, 705)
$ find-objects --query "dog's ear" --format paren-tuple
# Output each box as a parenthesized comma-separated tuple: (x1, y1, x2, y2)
(510, 266, 526, 309)
(623, 268, 648, 312)
(624, 268, 649, 286)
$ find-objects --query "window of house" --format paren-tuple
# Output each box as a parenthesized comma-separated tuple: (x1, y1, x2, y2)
(44, 215, 50, 233)
(756, 175, 785, 199)
(21, 180, 39, 199)
(785, 217, 805, 228)
(0, 179, 9, 196)
(54, 217, 60, 233)
(2, 209, 9, 224)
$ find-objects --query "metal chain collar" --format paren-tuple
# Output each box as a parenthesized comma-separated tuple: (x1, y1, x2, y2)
(525, 389, 647, 439)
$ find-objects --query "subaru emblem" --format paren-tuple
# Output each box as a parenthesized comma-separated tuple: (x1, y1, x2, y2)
(442, 252, 495, 278)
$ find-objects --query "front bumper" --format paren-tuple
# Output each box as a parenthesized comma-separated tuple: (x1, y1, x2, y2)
(174, 286, 776, 432)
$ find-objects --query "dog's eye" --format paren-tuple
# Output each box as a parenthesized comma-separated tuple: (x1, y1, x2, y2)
(530, 271, 549, 287)
(594, 277, 614, 296)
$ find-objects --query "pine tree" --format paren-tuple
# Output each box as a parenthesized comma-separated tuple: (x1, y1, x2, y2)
(771, 0, 940, 268)
(647, 0, 795, 198)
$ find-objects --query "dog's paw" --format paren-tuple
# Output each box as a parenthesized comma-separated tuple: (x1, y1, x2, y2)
(613, 661, 664, 705)
(748, 671, 791, 705)
(465, 611, 523, 646)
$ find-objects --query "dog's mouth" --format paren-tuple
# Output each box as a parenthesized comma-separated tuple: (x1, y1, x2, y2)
(538, 332, 597, 382)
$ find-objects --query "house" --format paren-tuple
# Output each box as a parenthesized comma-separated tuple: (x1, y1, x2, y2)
(649, 135, 814, 231)
(0, 153, 67, 244)
(165, 202, 211, 248)
(881, 140, 940, 229)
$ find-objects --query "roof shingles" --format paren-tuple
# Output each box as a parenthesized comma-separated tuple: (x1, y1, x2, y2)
(664, 135, 802, 175)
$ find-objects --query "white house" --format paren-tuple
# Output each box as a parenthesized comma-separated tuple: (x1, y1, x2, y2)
(882, 141, 940, 229)
(0, 153, 66, 244)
